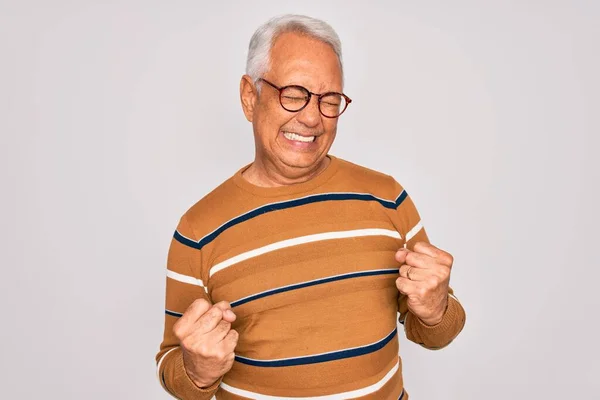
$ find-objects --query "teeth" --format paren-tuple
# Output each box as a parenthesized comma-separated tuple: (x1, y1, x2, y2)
(283, 132, 315, 143)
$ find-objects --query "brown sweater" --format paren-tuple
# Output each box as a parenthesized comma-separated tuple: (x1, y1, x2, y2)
(156, 155, 466, 399)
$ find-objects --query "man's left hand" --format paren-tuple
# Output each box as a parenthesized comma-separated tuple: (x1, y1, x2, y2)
(395, 242, 453, 326)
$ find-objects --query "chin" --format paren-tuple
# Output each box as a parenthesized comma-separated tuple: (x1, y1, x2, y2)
(279, 151, 326, 170)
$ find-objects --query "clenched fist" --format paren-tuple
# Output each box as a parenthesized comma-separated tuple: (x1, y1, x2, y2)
(173, 299, 239, 388)
(395, 242, 453, 326)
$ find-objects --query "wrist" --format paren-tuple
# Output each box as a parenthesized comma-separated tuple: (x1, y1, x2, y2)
(182, 353, 219, 389)
(418, 297, 449, 326)
(419, 315, 443, 326)
(186, 371, 219, 389)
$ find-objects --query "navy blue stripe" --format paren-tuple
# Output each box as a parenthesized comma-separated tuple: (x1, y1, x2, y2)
(174, 191, 407, 250)
(173, 230, 198, 249)
(399, 388, 405, 400)
(235, 328, 397, 367)
(165, 309, 182, 318)
(395, 190, 408, 207)
(230, 269, 399, 308)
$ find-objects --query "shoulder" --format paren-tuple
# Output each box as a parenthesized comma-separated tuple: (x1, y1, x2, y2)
(334, 157, 406, 199)
(177, 175, 242, 240)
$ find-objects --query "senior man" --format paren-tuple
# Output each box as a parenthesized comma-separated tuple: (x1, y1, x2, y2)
(156, 14, 466, 400)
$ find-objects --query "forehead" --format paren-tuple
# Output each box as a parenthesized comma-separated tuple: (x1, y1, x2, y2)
(268, 32, 342, 92)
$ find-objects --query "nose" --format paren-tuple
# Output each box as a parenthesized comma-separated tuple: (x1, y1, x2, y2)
(295, 95, 321, 128)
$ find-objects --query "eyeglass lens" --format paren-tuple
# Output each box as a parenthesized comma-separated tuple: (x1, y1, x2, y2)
(280, 86, 346, 117)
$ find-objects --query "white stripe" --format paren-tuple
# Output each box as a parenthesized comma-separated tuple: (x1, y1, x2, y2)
(236, 327, 396, 364)
(167, 269, 206, 292)
(415, 293, 461, 351)
(210, 228, 402, 278)
(220, 359, 399, 400)
(232, 268, 399, 307)
(156, 347, 178, 381)
(405, 221, 423, 242)
(156, 347, 216, 400)
(175, 229, 195, 242)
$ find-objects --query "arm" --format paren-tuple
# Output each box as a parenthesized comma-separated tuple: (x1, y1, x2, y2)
(399, 284, 466, 350)
(156, 215, 230, 399)
(391, 183, 466, 349)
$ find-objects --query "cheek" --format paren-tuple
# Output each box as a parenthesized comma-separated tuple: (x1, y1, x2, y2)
(259, 107, 295, 132)
(255, 107, 293, 142)
(323, 120, 339, 136)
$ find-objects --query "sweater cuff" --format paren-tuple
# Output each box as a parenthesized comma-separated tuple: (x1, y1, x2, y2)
(163, 347, 223, 399)
(408, 295, 466, 349)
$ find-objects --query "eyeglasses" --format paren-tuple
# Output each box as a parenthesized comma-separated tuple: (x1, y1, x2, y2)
(258, 78, 352, 118)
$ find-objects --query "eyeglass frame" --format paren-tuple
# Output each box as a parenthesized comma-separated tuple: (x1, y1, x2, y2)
(257, 78, 352, 118)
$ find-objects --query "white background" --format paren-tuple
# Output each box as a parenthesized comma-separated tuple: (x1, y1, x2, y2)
(1, 1, 599, 399)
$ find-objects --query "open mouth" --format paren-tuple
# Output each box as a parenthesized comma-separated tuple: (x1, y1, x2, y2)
(282, 131, 316, 143)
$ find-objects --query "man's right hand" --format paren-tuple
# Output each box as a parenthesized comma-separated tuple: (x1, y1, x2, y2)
(173, 299, 238, 388)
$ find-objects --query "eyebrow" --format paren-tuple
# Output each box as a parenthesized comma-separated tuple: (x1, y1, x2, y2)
(287, 82, 344, 94)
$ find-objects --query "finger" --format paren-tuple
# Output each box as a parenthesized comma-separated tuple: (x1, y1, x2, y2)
(173, 299, 211, 337)
(413, 242, 453, 266)
(405, 251, 436, 269)
(204, 319, 232, 342)
(212, 301, 237, 323)
(195, 305, 225, 334)
(395, 248, 410, 264)
(222, 329, 239, 350)
(396, 276, 419, 295)
(399, 264, 426, 281)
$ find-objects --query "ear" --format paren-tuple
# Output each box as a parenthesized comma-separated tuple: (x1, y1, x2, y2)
(240, 75, 258, 122)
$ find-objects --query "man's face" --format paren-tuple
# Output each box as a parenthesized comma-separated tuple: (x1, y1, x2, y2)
(244, 32, 343, 180)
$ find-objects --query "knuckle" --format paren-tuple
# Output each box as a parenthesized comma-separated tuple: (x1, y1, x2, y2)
(172, 323, 183, 339)
(185, 298, 210, 317)
(217, 325, 230, 337)
(219, 319, 231, 329)
(414, 241, 426, 251)
(215, 323, 231, 335)
(194, 298, 209, 306)
(196, 343, 212, 357)
(211, 307, 224, 318)
(215, 300, 231, 309)
(440, 269, 450, 280)
(427, 276, 440, 287)
(215, 348, 228, 360)
(180, 337, 194, 351)
(192, 298, 210, 312)
(201, 308, 222, 326)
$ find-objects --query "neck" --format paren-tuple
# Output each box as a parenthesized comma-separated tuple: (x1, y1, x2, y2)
(242, 157, 331, 187)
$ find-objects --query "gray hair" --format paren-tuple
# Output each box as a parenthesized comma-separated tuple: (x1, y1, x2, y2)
(246, 14, 344, 90)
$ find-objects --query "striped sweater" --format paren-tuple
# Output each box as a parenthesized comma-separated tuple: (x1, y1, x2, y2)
(156, 155, 466, 399)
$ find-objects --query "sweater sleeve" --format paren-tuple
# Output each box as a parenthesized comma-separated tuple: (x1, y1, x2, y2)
(389, 180, 466, 349)
(155, 215, 222, 399)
